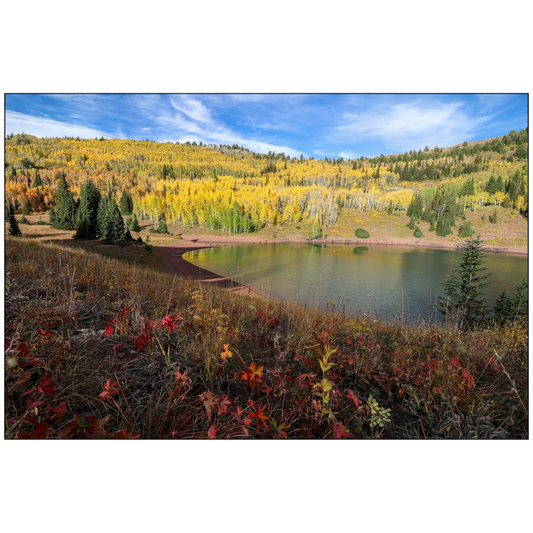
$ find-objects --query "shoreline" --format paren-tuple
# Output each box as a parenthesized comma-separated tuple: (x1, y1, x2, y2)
(154, 236, 527, 298)
(160, 234, 528, 256)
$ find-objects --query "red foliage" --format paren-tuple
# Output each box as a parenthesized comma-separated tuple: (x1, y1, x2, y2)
(99, 379, 119, 403)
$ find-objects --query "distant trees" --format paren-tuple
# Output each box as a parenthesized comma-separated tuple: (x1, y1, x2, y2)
(440, 237, 491, 330)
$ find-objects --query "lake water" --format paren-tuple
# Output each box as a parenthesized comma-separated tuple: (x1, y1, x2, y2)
(184, 244, 528, 323)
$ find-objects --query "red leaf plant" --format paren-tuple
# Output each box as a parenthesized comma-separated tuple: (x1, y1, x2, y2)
(99, 379, 119, 403)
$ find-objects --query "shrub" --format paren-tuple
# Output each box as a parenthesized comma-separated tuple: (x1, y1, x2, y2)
(413, 226, 424, 238)
(489, 210, 498, 224)
(19, 215, 31, 225)
(309, 220, 323, 239)
(458, 221, 475, 238)
(150, 219, 170, 235)
(355, 228, 370, 239)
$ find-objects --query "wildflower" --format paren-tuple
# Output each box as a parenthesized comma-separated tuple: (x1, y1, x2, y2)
(38, 329, 54, 342)
(103, 323, 114, 338)
(332, 421, 351, 439)
(23, 374, 56, 398)
(120, 306, 132, 317)
(134, 331, 152, 352)
(174, 370, 190, 390)
(248, 401, 269, 430)
(346, 389, 363, 407)
(240, 363, 264, 385)
(49, 401, 68, 424)
(208, 426, 217, 439)
(220, 344, 232, 360)
(161, 314, 179, 333)
(99, 379, 119, 403)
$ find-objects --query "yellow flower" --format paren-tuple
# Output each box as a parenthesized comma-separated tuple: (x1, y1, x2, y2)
(220, 344, 232, 360)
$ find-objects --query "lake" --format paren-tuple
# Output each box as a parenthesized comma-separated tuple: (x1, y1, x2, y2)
(184, 244, 528, 323)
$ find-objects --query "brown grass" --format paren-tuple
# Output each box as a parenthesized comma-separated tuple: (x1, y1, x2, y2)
(4, 237, 528, 439)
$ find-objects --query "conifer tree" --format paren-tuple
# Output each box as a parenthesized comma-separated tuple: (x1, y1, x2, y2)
(413, 226, 424, 238)
(105, 201, 127, 245)
(32, 170, 43, 188)
(22, 198, 31, 215)
(75, 180, 102, 239)
(8, 205, 22, 237)
(440, 237, 491, 330)
(128, 214, 141, 233)
(97, 197, 111, 240)
(436, 210, 453, 237)
(52, 173, 77, 229)
(120, 190, 134, 215)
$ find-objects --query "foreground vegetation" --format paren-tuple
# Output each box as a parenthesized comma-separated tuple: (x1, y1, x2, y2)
(5, 237, 527, 439)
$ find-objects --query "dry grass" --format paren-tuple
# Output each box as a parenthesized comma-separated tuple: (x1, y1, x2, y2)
(4, 237, 528, 439)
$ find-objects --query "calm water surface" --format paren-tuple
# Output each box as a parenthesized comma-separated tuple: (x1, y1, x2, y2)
(184, 244, 528, 322)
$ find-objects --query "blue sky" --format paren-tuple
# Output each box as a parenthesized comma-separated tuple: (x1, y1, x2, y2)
(5, 94, 528, 159)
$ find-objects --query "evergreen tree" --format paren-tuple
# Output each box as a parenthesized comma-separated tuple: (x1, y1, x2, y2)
(8, 205, 22, 237)
(489, 210, 498, 224)
(458, 220, 475, 238)
(22, 198, 31, 215)
(157, 219, 169, 234)
(105, 201, 127, 245)
(120, 190, 134, 215)
(408, 215, 416, 230)
(440, 237, 491, 330)
(32, 170, 43, 188)
(52, 173, 77, 229)
(428, 214, 436, 232)
(493, 282, 528, 326)
(75, 180, 102, 239)
(407, 192, 424, 219)
(413, 226, 424, 238)
(436, 209, 453, 237)
(128, 214, 141, 233)
(97, 197, 111, 240)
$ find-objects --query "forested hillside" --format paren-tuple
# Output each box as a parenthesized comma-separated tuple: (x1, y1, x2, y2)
(4, 128, 528, 236)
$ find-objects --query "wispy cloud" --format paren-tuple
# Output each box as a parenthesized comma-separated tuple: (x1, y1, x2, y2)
(134, 95, 304, 157)
(6, 110, 112, 139)
(333, 98, 492, 152)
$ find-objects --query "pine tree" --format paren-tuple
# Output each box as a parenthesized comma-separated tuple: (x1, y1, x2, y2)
(440, 237, 491, 330)
(75, 180, 102, 239)
(128, 214, 141, 233)
(436, 209, 453, 236)
(105, 201, 127, 245)
(97, 197, 111, 240)
(493, 282, 528, 326)
(408, 215, 416, 230)
(120, 190, 134, 215)
(413, 226, 424, 238)
(458, 220, 475, 238)
(52, 174, 77, 229)
(32, 170, 43, 188)
(8, 205, 22, 237)
(22, 198, 31, 215)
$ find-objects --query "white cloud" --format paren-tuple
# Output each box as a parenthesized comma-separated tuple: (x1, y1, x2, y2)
(334, 100, 491, 151)
(170, 95, 213, 124)
(135, 95, 304, 157)
(6, 110, 111, 139)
